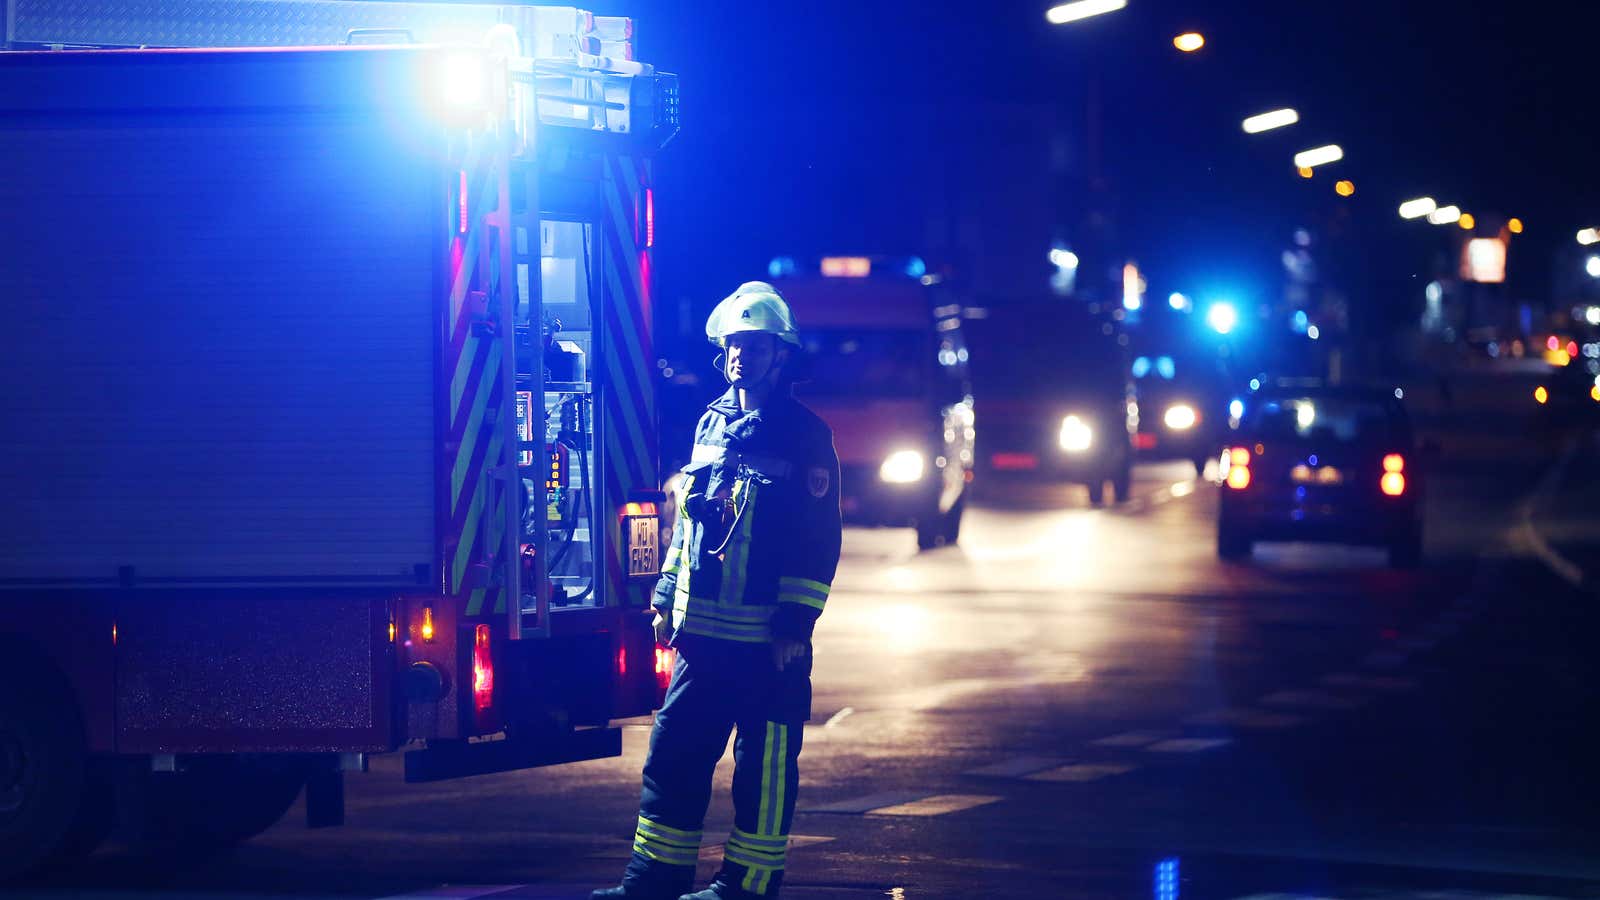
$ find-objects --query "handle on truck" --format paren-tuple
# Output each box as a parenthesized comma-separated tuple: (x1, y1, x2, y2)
(345, 28, 415, 45)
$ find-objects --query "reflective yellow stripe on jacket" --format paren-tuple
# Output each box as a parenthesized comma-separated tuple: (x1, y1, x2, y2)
(777, 575, 829, 612)
(671, 591, 774, 643)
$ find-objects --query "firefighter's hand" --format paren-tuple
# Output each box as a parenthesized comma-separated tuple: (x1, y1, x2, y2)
(772, 638, 807, 672)
(653, 611, 672, 646)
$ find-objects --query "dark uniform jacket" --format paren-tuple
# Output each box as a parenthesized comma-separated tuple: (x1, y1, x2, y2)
(654, 388, 842, 646)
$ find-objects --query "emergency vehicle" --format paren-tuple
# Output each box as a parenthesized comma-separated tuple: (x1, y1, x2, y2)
(0, 1, 676, 877)
(770, 256, 974, 550)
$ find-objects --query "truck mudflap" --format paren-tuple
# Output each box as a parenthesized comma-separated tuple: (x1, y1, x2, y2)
(403, 726, 621, 783)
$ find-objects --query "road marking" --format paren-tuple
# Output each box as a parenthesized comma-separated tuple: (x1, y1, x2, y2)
(1259, 690, 1366, 710)
(1319, 673, 1420, 692)
(804, 791, 930, 814)
(1145, 737, 1232, 753)
(1183, 708, 1305, 729)
(823, 706, 855, 728)
(1091, 730, 1171, 748)
(1027, 762, 1138, 782)
(865, 794, 1002, 816)
(964, 756, 1068, 778)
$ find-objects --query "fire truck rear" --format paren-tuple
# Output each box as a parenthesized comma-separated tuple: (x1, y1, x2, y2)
(0, 1, 677, 878)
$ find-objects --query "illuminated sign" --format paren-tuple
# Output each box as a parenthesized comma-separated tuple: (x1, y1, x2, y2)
(1461, 237, 1506, 284)
(820, 256, 871, 278)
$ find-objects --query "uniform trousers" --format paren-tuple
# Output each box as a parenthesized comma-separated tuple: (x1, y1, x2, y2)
(624, 635, 811, 897)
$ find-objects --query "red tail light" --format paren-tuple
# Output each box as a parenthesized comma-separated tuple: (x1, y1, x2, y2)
(654, 647, 675, 696)
(1223, 446, 1252, 490)
(1381, 454, 1406, 496)
(645, 188, 655, 248)
(472, 624, 494, 711)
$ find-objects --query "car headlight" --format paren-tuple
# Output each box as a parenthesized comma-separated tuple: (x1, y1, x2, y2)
(1059, 415, 1093, 453)
(1164, 404, 1197, 430)
(879, 449, 926, 483)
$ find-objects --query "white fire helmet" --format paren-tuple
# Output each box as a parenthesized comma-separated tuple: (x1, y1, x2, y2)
(705, 282, 801, 347)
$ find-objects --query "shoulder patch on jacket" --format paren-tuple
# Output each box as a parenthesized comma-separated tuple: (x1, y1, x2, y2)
(807, 466, 830, 498)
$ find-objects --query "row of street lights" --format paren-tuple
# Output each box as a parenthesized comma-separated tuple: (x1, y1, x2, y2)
(1044, 1, 1536, 234)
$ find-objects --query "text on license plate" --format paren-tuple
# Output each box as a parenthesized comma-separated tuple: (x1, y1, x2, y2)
(626, 515, 660, 577)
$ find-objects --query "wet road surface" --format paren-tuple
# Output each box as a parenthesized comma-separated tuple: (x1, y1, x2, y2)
(14, 373, 1600, 900)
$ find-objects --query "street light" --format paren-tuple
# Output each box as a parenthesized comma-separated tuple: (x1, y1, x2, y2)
(1578, 227, 1600, 246)
(1458, 213, 1476, 230)
(1508, 217, 1524, 234)
(1587, 255, 1600, 278)
(1241, 108, 1299, 134)
(1427, 205, 1461, 225)
(1335, 180, 1355, 197)
(1398, 197, 1437, 219)
(1046, 0, 1126, 24)
(1173, 32, 1205, 52)
(1293, 145, 1343, 169)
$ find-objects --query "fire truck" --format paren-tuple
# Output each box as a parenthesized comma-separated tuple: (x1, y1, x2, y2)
(0, 1, 676, 878)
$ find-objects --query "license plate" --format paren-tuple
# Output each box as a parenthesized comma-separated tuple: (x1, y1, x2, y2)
(625, 515, 660, 577)
(991, 452, 1039, 470)
(1291, 465, 1343, 485)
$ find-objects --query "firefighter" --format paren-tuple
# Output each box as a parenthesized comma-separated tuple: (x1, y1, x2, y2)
(594, 283, 842, 900)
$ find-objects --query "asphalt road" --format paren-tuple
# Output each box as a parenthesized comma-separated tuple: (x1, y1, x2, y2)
(13, 374, 1600, 900)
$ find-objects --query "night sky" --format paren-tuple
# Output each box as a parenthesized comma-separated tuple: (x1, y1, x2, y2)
(583, 0, 1600, 347)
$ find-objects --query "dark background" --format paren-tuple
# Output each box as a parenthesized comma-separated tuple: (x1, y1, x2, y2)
(579, 0, 1600, 350)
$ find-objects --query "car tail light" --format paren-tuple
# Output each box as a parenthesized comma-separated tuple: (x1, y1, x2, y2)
(472, 624, 494, 711)
(1381, 453, 1406, 496)
(1222, 446, 1251, 490)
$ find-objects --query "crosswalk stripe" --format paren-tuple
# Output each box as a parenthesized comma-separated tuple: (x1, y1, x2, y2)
(964, 756, 1068, 777)
(804, 791, 929, 814)
(865, 794, 1001, 816)
(1091, 730, 1171, 748)
(1144, 737, 1232, 753)
(1027, 762, 1137, 782)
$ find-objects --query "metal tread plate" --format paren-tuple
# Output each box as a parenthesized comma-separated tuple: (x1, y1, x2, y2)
(8, 0, 532, 49)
